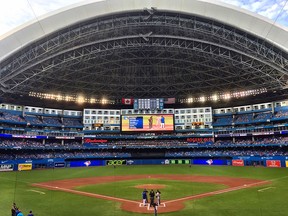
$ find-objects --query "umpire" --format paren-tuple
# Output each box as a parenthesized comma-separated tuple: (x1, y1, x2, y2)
(149, 189, 155, 207)
(151, 202, 158, 216)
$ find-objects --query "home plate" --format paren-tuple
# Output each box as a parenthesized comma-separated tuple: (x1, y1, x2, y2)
(139, 203, 166, 210)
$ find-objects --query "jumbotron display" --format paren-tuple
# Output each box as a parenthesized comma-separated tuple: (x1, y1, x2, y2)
(121, 114, 174, 132)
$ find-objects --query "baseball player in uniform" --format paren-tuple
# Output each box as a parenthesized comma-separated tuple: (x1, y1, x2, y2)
(156, 189, 161, 205)
(142, 189, 148, 206)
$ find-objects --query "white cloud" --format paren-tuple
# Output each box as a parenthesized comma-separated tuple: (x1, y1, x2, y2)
(258, 3, 281, 19)
(28, 0, 85, 17)
(0, 0, 34, 35)
(0, 0, 287, 37)
(0, 0, 85, 36)
(218, 0, 288, 27)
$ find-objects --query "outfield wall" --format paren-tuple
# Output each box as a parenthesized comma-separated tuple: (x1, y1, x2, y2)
(1, 156, 288, 171)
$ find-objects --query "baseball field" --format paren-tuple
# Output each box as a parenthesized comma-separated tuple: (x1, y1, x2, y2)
(1, 165, 288, 216)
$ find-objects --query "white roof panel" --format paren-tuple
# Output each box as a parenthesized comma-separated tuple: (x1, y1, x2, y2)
(0, 0, 287, 61)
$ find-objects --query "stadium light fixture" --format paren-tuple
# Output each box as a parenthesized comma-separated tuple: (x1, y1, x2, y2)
(223, 94, 231, 100)
(187, 98, 193, 103)
(212, 95, 218, 101)
(101, 98, 107, 104)
(76, 96, 85, 104)
(199, 96, 205, 102)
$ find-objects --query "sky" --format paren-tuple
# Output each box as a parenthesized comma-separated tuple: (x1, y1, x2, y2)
(0, 0, 287, 37)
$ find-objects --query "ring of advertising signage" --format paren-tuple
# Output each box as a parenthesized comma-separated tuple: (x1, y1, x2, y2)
(266, 160, 281, 168)
(106, 160, 127, 166)
(232, 159, 244, 166)
(69, 160, 103, 167)
(169, 159, 190, 165)
(0, 164, 14, 171)
(18, 163, 32, 171)
(121, 114, 174, 132)
(54, 162, 66, 168)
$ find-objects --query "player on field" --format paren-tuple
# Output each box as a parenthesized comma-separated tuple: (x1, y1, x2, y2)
(142, 189, 148, 206)
(156, 189, 161, 205)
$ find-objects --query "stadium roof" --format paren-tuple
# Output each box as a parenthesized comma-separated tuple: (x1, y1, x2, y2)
(0, 0, 287, 100)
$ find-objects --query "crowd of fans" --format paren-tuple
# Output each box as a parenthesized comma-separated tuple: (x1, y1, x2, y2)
(214, 137, 288, 146)
(42, 117, 62, 126)
(214, 110, 288, 125)
(0, 136, 287, 160)
(1, 108, 288, 131)
(254, 112, 273, 121)
(24, 115, 42, 124)
(108, 140, 189, 148)
(234, 114, 253, 123)
(1, 136, 288, 150)
(274, 110, 288, 118)
(0, 139, 83, 148)
(166, 148, 288, 157)
(1, 146, 286, 160)
(0, 110, 83, 128)
(62, 118, 82, 127)
(0, 111, 25, 123)
(0, 150, 131, 160)
(214, 117, 233, 125)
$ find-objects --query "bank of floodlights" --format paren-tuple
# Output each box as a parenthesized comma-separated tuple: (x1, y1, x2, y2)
(28, 92, 112, 104)
(185, 88, 267, 104)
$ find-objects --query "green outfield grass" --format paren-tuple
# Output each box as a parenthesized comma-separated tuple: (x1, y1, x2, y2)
(0, 165, 288, 216)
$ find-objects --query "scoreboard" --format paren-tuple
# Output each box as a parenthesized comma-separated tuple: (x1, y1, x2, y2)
(121, 114, 174, 132)
(134, 98, 164, 110)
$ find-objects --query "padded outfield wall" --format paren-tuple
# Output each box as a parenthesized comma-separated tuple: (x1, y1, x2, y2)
(1, 156, 288, 172)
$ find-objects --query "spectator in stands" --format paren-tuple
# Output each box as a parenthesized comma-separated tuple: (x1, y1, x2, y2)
(160, 116, 165, 128)
(149, 116, 153, 129)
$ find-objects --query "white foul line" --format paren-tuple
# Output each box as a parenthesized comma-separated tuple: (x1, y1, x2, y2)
(33, 183, 139, 204)
(26, 189, 46, 194)
(258, 187, 275, 192)
(165, 180, 270, 204)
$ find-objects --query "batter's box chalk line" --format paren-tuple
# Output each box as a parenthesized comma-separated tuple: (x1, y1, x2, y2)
(139, 203, 166, 208)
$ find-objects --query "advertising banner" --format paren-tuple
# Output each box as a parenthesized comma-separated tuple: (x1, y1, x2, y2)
(193, 159, 227, 166)
(54, 162, 66, 168)
(18, 163, 32, 171)
(232, 159, 244, 166)
(84, 138, 108, 143)
(69, 160, 103, 167)
(0, 164, 14, 171)
(266, 160, 281, 168)
(106, 160, 127, 166)
(286, 161, 288, 168)
(125, 159, 166, 165)
(169, 159, 190, 165)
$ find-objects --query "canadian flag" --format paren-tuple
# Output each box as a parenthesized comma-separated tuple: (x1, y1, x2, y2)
(122, 98, 134, 105)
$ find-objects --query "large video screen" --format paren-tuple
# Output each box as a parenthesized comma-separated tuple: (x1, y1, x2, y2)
(121, 114, 174, 132)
